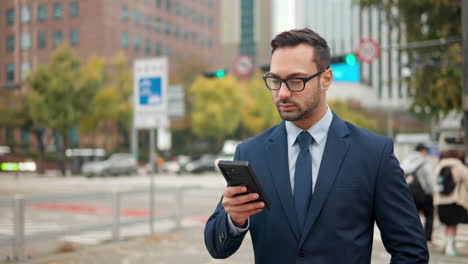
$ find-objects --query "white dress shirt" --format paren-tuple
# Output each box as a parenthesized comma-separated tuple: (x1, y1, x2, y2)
(227, 107, 334, 235)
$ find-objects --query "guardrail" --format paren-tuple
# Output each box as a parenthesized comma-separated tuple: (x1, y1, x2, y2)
(0, 185, 199, 262)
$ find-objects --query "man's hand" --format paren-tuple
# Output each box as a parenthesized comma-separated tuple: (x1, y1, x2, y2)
(222, 186, 265, 228)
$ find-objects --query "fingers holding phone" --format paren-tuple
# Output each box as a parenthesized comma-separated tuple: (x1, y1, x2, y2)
(222, 186, 264, 227)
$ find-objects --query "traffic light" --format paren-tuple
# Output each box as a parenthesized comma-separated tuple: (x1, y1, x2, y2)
(331, 53, 357, 66)
(204, 69, 226, 78)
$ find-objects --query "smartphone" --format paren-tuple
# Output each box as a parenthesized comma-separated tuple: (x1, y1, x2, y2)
(217, 160, 271, 209)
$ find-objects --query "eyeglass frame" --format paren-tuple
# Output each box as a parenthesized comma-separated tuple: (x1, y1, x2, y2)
(262, 69, 326, 92)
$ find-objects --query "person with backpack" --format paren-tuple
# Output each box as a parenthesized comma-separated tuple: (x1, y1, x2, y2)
(401, 143, 435, 244)
(434, 150, 468, 256)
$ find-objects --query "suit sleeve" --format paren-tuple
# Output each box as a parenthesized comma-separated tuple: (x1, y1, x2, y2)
(374, 138, 429, 263)
(204, 146, 248, 259)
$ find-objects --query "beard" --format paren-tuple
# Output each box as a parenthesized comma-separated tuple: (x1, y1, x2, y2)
(275, 88, 321, 122)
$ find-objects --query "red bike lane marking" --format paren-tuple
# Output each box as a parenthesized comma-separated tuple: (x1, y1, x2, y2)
(28, 203, 160, 217)
(29, 203, 210, 222)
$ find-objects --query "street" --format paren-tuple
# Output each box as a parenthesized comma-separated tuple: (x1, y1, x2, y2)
(0, 173, 467, 263)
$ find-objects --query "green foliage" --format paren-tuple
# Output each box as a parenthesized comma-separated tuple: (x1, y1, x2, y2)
(357, 0, 462, 120)
(241, 72, 281, 136)
(190, 75, 242, 141)
(329, 100, 379, 132)
(26, 45, 96, 136)
(79, 52, 133, 136)
(0, 90, 27, 128)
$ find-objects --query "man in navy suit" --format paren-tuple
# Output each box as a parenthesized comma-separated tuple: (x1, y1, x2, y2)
(204, 28, 428, 263)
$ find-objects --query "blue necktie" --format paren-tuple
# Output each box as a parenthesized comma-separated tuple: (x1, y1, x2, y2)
(294, 131, 313, 229)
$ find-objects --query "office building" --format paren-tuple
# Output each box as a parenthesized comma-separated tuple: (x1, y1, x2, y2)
(0, 0, 221, 148)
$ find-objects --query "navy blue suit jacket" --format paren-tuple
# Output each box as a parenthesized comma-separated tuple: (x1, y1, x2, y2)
(205, 113, 429, 263)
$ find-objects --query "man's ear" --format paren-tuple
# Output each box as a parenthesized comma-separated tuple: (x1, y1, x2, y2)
(321, 68, 333, 91)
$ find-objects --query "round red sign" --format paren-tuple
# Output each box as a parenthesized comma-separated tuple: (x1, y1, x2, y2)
(356, 39, 380, 63)
(234, 55, 254, 78)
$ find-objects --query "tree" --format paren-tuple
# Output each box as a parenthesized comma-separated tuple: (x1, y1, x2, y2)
(190, 75, 242, 151)
(357, 0, 462, 120)
(241, 72, 281, 137)
(79, 52, 133, 151)
(328, 99, 379, 133)
(27, 45, 98, 175)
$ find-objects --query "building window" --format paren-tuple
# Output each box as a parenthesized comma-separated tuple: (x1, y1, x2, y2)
(6, 35, 15, 52)
(21, 7, 31, 24)
(21, 129, 30, 144)
(21, 62, 30, 80)
(165, 46, 171, 57)
(165, 22, 171, 35)
(70, 29, 79, 45)
(175, 2, 181, 16)
(21, 33, 31, 50)
(53, 31, 62, 47)
(145, 0, 152, 4)
(145, 39, 151, 54)
(7, 9, 15, 25)
(37, 32, 46, 48)
(156, 0, 162, 8)
(134, 10, 140, 25)
(133, 36, 140, 51)
(155, 43, 161, 56)
(155, 18, 161, 32)
(145, 15, 151, 29)
(166, 0, 171, 12)
(175, 25, 180, 38)
(54, 3, 63, 19)
(70, 1, 79, 17)
(208, 17, 213, 28)
(6, 64, 15, 82)
(121, 5, 129, 21)
(121, 33, 129, 48)
(38, 5, 47, 21)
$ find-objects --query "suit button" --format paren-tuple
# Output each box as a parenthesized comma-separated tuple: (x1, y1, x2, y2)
(297, 252, 305, 260)
(218, 233, 225, 242)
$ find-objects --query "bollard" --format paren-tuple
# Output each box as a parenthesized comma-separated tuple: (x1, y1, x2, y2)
(175, 187, 183, 230)
(13, 195, 26, 261)
(111, 190, 121, 241)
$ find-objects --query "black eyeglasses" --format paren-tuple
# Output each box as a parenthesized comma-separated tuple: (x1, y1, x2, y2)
(262, 70, 325, 92)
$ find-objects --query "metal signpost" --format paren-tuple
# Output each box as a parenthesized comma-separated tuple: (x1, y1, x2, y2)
(463, 0, 468, 163)
(133, 57, 169, 234)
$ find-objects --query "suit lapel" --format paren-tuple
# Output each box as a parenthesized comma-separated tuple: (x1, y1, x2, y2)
(265, 122, 301, 241)
(300, 114, 350, 244)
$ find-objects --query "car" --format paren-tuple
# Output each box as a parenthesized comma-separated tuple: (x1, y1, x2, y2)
(185, 154, 217, 174)
(82, 153, 138, 177)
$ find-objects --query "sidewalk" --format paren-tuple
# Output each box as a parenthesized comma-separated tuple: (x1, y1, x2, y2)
(23, 224, 468, 264)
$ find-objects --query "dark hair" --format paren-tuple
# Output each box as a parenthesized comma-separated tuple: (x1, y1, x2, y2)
(415, 143, 428, 152)
(271, 28, 330, 71)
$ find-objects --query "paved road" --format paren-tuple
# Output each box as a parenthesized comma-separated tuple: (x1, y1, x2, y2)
(0, 173, 468, 263)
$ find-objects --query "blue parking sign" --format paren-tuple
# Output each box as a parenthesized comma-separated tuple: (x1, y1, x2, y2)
(139, 77, 162, 105)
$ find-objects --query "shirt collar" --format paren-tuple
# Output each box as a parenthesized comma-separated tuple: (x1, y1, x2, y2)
(285, 106, 333, 147)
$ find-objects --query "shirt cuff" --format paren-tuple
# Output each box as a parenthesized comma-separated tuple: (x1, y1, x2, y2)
(227, 214, 249, 236)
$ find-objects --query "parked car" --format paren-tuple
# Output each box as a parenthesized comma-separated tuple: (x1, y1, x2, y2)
(185, 154, 217, 174)
(82, 153, 138, 177)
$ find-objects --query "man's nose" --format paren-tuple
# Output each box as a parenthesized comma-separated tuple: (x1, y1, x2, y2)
(277, 81, 291, 99)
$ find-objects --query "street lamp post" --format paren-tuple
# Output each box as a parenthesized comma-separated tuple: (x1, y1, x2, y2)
(463, 0, 468, 163)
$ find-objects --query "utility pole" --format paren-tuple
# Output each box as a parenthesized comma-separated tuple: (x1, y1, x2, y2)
(463, 0, 468, 163)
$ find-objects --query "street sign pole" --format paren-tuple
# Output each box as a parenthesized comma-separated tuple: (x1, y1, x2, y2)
(149, 127, 155, 234)
(463, 0, 468, 163)
(133, 57, 169, 234)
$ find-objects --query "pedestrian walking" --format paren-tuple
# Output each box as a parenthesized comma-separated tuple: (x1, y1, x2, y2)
(204, 28, 428, 263)
(434, 150, 468, 256)
(400, 143, 435, 244)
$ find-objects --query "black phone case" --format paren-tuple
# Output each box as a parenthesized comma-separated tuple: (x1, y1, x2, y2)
(217, 160, 271, 209)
